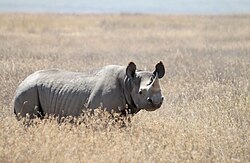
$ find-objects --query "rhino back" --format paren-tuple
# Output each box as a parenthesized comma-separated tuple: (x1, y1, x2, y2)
(14, 65, 127, 118)
(36, 66, 126, 116)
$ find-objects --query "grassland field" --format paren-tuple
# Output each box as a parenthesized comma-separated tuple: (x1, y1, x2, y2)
(0, 14, 249, 162)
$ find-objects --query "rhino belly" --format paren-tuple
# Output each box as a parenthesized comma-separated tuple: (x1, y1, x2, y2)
(37, 83, 90, 117)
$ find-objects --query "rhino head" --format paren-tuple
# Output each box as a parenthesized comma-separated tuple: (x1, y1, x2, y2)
(124, 61, 165, 113)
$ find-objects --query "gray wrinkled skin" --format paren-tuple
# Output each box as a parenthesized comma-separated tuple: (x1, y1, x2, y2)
(14, 62, 165, 118)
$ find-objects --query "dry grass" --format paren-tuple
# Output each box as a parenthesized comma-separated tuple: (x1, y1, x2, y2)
(0, 13, 249, 162)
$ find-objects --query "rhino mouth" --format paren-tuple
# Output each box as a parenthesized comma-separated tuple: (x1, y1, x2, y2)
(146, 99, 162, 111)
(147, 98, 162, 109)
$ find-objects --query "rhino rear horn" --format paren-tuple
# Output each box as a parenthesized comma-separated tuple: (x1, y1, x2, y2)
(126, 62, 136, 79)
(153, 61, 165, 79)
(150, 73, 160, 89)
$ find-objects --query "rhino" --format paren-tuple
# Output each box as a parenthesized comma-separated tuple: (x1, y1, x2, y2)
(14, 62, 165, 119)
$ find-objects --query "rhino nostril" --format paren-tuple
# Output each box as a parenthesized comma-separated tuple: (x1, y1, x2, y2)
(147, 97, 153, 104)
(161, 96, 164, 101)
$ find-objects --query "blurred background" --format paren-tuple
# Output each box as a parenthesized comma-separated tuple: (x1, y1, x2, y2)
(0, 0, 250, 14)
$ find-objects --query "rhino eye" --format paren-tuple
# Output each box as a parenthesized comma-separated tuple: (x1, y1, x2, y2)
(139, 90, 142, 94)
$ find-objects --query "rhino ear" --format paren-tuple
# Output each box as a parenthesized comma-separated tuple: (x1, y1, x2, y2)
(153, 61, 165, 79)
(126, 62, 136, 79)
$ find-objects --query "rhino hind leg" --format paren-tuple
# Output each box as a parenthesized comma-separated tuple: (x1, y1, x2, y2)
(14, 86, 44, 119)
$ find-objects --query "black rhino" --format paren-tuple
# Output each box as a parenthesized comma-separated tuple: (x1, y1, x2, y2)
(14, 62, 165, 118)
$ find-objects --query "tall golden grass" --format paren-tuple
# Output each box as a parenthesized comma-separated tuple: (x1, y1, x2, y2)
(0, 14, 249, 162)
